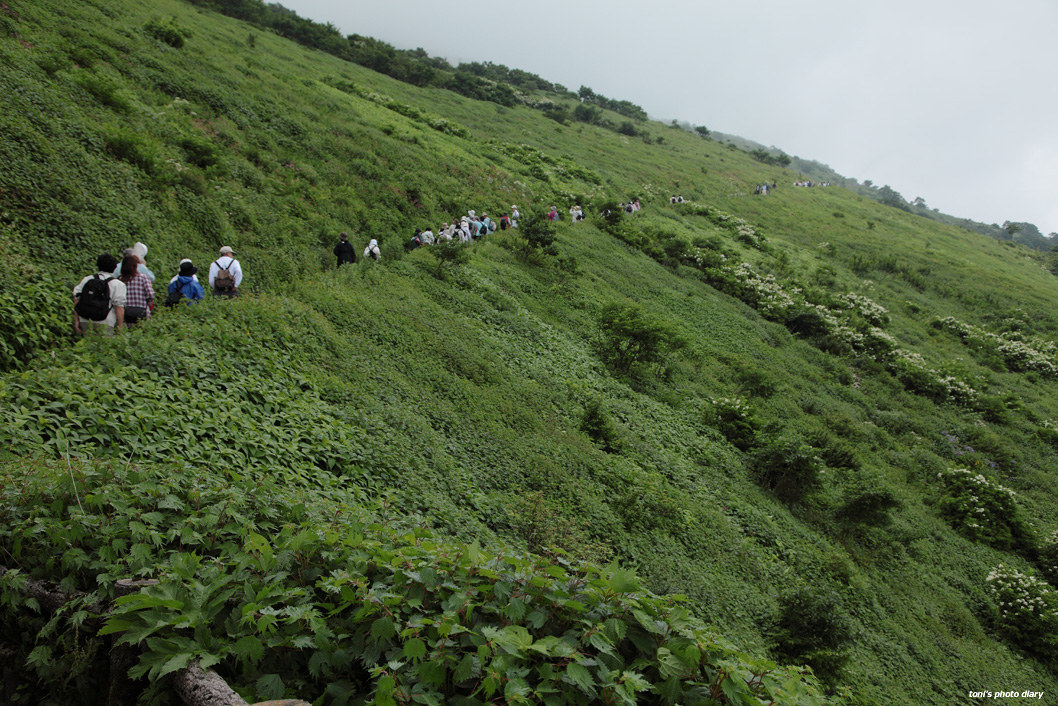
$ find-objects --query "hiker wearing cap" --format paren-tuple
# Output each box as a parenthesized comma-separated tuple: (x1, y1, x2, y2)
(73, 253, 127, 335)
(569, 205, 584, 223)
(209, 246, 242, 298)
(167, 261, 206, 306)
(334, 232, 356, 267)
(113, 242, 156, 283)
(118, 253, 154, 325)
(510, 206, 519, 228)
(547, 206, 559, 222)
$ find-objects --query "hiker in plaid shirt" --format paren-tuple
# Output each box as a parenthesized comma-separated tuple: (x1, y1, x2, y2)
(118, 253, 154, 325)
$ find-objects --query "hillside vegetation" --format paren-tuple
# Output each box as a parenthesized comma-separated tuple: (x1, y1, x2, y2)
(3, 1, 1058, 705)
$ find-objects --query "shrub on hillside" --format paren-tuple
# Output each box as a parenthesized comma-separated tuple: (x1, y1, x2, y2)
(768, 587, 853, 687)
(705, 396, 760, 451)
(836, 485, 900, 537)
(518, 214, 557, 262)
(749, 435, 824, 504)
(428, 239, 470, 279)
(102, 126, 165, 179)
(808, 431, 860, 471)
(936, 468, 1035, 553)
(1040, 532, 1058, 585)
(597, 303, 686, 379)
(75, 73, 133, 114)
(580, 398, 623, 452)
(144, 18, 191, 48)
(987, 564, 1058, 662)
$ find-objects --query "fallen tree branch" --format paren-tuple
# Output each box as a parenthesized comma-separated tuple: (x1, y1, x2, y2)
(172, 661, 249, 706)
(0, 564, 103, 614)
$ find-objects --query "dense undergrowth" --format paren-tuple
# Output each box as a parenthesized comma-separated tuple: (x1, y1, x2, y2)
(3, 0, 1058, 704)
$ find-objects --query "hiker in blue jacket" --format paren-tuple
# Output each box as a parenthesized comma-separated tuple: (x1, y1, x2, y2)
(167, 261, 206, 305)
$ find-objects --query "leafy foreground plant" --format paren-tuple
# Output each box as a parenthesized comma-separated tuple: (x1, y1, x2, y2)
(1, 457, 836, 705)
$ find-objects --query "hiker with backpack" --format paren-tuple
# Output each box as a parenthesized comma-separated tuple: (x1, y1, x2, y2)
(334, 232, 356, 267)
(208, 246, 242, 298)
(166, 261, 205, 307)
(363, 239, 381, 261)
(73, 253, 127, 335)
(118, 253, 154, 326)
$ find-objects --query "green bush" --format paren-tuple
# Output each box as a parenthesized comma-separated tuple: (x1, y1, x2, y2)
(768, 587, 853, 687)
(518, 214, 557, 261)
(936, 468, 1035, 553)
(597, 303, 686, 379)
(75, 73, 133, 114)
(102, 126, 164, 178)
(705, 396, 760, 451)
(749, 435, 824, 504)
(836, 486, 900, 534)
(987, 564, 1058, 662)
(580, 398, 623, 452)
(144, 18, 191, 48)
(428, 239, 470, 279)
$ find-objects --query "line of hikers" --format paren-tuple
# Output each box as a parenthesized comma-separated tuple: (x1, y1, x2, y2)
(73, 244, 243, 334)
(337, 200, 650, 265)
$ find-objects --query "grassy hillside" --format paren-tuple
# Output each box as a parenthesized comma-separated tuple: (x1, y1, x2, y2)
(3, 1, 1058, 704)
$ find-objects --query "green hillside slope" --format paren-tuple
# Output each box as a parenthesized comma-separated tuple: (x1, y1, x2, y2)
(3, 1, 1058, 705)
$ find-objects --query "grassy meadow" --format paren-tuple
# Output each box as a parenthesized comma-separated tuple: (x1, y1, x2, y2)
(3, 0, 1058, 704)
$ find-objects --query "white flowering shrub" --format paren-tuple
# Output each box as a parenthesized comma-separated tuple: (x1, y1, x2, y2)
(888, 356, 978, 406)
(933, 316, 1058, 376)
(1041, 531, 1058, 585)
(986, 564, 1058, 660)
(679, 204, 769, 250)
(937, 469, 1029, 549)
(706, 396, 760, 450)
(731, 264, 800, 318)
(836, 293, 889, 326)
(686, 243, 978, 406)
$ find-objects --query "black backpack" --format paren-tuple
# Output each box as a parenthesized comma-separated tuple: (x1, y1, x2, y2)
(75, 275, 113, 321)
(164, 280, 190, 308)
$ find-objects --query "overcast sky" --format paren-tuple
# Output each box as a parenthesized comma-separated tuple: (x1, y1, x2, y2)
(280, 0, 1058, 234)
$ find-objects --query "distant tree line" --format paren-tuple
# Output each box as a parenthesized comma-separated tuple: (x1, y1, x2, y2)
(750, 148, 791, 168)
(181, 0, 653, 127)
(576, 86, 647, 122)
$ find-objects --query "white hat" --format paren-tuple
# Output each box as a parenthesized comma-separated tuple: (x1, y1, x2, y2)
(132, 242, 148, 259)
(219, 246, 235, 255)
